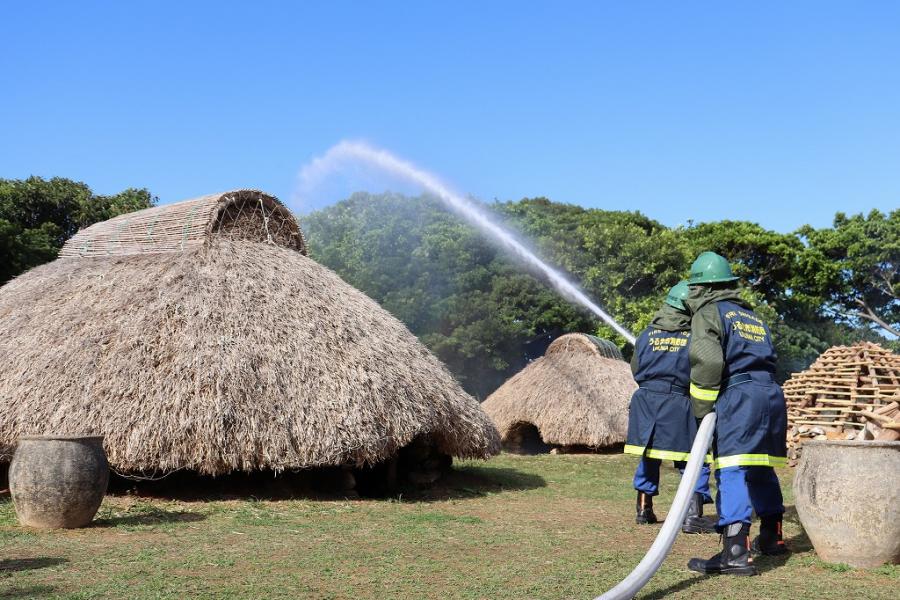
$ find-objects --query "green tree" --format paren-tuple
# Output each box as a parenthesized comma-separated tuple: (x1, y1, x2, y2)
(681, 221, 805, 313)
(306, 192, 881, 396)
(0, 176, 155, 283)
(798, 210, 899, 337)
(305, 193, 596, 398)
(306, 193, 697, 395)
(679, 219, 887, 378)
(493, 198, 694, 342)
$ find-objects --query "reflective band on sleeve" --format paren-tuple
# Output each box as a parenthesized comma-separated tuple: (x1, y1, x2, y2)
(690, 383, 719, 402)
(713, 454, 788, 469)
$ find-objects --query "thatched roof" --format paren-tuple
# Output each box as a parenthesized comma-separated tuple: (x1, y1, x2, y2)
(482, 333, 636, 449)
(545, 332, 624, 361)
(60, 189, 308, 258)
(0, 190, 499, 474)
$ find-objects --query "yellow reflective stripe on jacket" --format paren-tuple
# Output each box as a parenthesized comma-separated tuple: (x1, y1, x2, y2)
(713, 454, 787, 469)
(624, 445, 713, 463)
(690, 383, 719, 402)
(646, 448, 692, 462)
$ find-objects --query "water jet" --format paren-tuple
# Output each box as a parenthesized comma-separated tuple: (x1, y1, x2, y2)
(297, 141, 636, 345)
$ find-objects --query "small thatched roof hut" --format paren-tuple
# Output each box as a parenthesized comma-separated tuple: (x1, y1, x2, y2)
(482, 333, 636, 453)
(0, 190, 499, 475)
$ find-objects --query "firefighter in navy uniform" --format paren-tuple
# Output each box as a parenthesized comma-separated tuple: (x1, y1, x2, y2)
(685, 252, 789, 577)
(625, 281, 716, 534)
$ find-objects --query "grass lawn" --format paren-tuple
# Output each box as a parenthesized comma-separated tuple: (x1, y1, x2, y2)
(1, 453, 897, 599)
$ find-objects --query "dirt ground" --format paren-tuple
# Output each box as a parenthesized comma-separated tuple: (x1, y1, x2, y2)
(1, 453, 897, 599)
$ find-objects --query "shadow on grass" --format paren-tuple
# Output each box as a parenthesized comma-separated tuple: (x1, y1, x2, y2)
(644, 504, 808, 596)
(92, 506, 206, 527)
(641, 575, 708, 599)
(0, 558, 66, 573)
(642, 552, 790, 598)
(751, 504, 811, 573)
(0, 585, 56, 599)
(105, 461, 545, 503)
(106, 469, 359, 502)
(782, 505, 813, 552)
(400, 465, 546, 502)
(0, 560, 63, 599)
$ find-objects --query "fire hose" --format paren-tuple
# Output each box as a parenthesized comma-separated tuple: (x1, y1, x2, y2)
(594, 412, 717, 600)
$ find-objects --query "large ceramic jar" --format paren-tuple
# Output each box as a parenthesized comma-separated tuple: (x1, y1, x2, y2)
(9, 435, 109, 528)
(793, 439, 900, 568)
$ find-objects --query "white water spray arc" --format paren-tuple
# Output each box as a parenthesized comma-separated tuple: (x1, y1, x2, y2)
(297, 141, 636, 345)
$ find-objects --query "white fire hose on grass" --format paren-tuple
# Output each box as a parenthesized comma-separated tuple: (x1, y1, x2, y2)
(594, 412, 717, 600)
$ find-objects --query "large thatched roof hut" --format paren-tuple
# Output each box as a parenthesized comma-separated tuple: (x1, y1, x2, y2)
(482, 333, 636, 453)
(0, 190, 499, 477)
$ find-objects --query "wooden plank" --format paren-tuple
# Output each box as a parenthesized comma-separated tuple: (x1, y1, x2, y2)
(794, 420, 864, 428)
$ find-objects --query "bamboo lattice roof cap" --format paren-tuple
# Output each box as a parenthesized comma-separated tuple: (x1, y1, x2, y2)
(60, 189, 307, 258)
(545, 332, 624, 361)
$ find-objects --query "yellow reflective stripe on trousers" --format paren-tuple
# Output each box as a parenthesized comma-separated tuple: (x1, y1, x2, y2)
(713, 454, 787, 469)
(624, 445, 713, 463)
(690, 383, 719, 402)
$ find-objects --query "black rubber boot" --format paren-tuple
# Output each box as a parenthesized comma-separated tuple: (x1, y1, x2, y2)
(635, 491, 658, 524)
(687, 522, 758, 576)
(682, 492, 718, 534)
(751, 514, 789, 555)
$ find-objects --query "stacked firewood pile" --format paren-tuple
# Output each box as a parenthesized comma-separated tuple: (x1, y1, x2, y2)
(784, 342, 900, 465)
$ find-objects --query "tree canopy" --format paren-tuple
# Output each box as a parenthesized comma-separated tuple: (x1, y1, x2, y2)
(0, 176, 156, 284)
(797, 210, 899, 337)
(305, 192, 891, 398)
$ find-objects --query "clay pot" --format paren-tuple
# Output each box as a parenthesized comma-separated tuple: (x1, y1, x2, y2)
(9, 435, 109, 528)
(793, 440, 900, 568)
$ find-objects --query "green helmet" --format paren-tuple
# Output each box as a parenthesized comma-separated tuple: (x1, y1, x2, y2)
(688, 251, 739, 284)
(664, 280, 691, 311)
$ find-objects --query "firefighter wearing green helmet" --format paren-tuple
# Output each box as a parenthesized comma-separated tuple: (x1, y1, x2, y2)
(685, 251, 789, 576)
(624, 281, 716, 534)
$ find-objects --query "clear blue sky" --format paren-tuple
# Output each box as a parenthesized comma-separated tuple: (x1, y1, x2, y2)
(2, 2, 898, 231)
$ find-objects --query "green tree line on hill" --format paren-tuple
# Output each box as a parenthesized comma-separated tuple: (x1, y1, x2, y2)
(0, 176, 156, 284)
(305, 193, 898, 398)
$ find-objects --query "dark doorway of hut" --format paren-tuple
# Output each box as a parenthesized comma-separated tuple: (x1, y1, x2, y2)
(503, 422, 551, 454)
(105, 435, 453, 500)
(502, 422, 624, 455)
